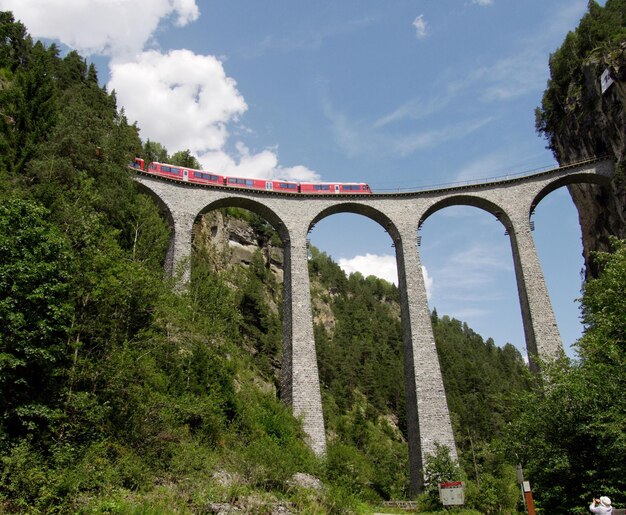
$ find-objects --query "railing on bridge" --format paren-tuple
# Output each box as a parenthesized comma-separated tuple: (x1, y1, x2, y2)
(372, 156, 610, 193)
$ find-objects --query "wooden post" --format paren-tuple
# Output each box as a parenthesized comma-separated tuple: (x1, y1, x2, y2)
(523, 482, 536, 515)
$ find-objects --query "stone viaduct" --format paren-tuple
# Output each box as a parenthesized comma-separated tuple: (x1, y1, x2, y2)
(133, 157, 614, 495)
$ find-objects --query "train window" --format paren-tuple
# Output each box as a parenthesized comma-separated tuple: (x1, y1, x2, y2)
(279, 183, 297, 189)
(194, 172, 220, 181)
(229, 178, 252, 185)
(314, 184, 330, 190)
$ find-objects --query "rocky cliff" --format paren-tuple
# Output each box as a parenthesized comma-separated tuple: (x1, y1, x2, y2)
(549, 47, 626, 277)
(195, 209, 285, 280)
(536, 3, 626, 278)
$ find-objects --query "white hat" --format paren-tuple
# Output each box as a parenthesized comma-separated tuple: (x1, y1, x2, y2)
(600, 496, 611, 507)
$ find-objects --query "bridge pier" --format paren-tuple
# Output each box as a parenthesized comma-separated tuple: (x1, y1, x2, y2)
(168, 212, 195, 283)
(395, 222, 457, 496)
(508, 215, 564, 371)
(280, 228, 326, 455)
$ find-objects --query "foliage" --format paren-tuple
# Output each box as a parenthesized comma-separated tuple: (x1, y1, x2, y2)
(536, 0, 626, 158)
(310, 248, 530, 505)
(418, 442, 464, 511)
(170, 149, 201, 169)
(507, 239, 626, 513)
(0, 199, 73, 443)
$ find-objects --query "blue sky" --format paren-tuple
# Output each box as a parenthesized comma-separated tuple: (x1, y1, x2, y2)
(2, 0, 597, 359)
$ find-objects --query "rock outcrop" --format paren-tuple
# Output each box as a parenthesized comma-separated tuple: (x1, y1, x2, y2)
(541, 43, 626, 278)
(195, 210, 284, 281)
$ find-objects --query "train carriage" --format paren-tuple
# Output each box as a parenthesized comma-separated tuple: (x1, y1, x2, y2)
(225, 177, 299, 192)
(189, 169, 225, 186)
(299, 182, 371, 194)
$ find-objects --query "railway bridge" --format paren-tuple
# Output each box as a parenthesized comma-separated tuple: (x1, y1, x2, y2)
(133, 158, 614, 495)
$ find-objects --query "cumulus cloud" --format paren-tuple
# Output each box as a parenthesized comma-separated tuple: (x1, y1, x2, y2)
(412, 14, 428, 39)
(337, 254, 434, 299)
(472, 0, 494, 6)
(109, 49, 247, 154)
(422, 265, 433, 299)
(339, 253, 398, 285)
(109, 52, 320, 180)
(198, 145, 320, 181)
(0, 0, 199, 58)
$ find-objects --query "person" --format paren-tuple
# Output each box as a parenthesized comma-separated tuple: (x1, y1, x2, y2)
(590, 496, 612, 514)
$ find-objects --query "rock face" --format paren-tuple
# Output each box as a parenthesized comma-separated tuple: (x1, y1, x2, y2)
(195, 210, 284, 281)
(195, 210, 344, 333)
(543, 45, 626, 278)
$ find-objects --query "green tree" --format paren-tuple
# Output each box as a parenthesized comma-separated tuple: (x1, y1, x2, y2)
(508, 239, 626, 513)
(142, 139, 168, 163)
(170, 149, 200, 169)
(0, 199, 73, 441)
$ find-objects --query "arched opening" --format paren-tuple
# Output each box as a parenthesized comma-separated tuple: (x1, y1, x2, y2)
(418, 199, 532, 488)
(192, 198, 289, 389)
(530, 173, 612, 357)
(307, 208, 410, 500)
(133, 180, 177, 274)
(419, 197, 523, 359)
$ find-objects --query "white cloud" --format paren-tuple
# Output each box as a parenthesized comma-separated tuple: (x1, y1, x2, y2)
(337, 254, 434, 300)
(339, 253, 398, 286)
(0, 0, 199, 58)
(472, 0, 494, 6)
(412, 14, 428, 39)
(109, 49, 247, 155)
(421, 265, 433, 299)
(198, 145, 320, 182)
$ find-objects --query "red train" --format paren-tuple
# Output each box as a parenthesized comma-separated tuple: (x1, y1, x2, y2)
(129, 158, 372, 194)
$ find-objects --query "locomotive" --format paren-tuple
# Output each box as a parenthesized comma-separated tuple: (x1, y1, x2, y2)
(129, 158, 372, 194)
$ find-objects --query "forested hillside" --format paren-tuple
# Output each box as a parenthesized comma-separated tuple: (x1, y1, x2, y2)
(192, 209, 533, 508)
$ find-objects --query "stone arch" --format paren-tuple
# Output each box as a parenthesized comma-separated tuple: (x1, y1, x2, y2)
(529, 171, 613, 216)
(307, 201, 452, 495)
(309, 202, 402, 242)
(133, 180, 177, 275)
(195, 196, 290, 243)
(419, 194, 513, 232)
